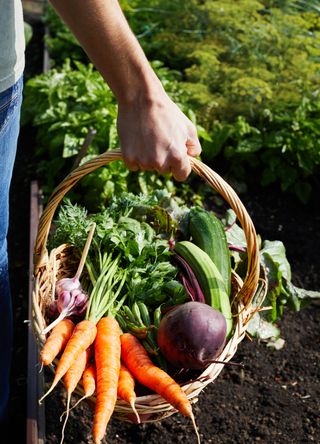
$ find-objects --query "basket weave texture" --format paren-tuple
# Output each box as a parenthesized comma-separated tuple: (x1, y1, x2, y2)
(32, 149, 262, 423)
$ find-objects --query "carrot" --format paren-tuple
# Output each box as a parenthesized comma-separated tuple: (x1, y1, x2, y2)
(40, 319, 75, 366)
(60, 346, 93, 444)
(81, 363, 96, 398)
(39, 319, 97, 403)
(93, 317, 121, 444)
(117, 362, 140, 423)
(75, 363, 96, 408)
(120, 333, 200, 443)
(63, 363, 96, 414)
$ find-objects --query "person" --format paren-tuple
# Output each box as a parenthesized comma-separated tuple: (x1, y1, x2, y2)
(0, 0, 201, 424)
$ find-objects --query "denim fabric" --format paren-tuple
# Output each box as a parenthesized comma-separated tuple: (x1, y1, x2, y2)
(0, 76, 23, 421)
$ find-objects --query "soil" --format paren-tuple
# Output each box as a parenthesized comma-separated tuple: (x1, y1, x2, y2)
(3, 14, 320, 444)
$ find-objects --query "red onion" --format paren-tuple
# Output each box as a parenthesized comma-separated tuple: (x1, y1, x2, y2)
(56, 277, 81, 295)
(42, 288, 89, 334)
(42, 223, 95, 335)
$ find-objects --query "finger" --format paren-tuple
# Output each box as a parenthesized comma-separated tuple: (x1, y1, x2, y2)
(186, 124, 202, 157)
(171, 152, 191, 182)
(121, 151, 140, 172)
(120, 140, 144, 172)
(186, 137, 202, 157)
(127, 164, 140, 172)
(153, 157, 169, 175)
(135, 159, 153, 172)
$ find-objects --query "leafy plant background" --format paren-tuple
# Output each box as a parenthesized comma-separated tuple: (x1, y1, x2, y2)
(24, 0, 320, 203)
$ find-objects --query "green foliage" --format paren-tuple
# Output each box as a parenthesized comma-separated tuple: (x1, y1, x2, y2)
(43, 5, 88, 66)
(22, 60, 119, 201)
(121, 0, 320, 201)
(50, 193, 186, 308)
(204, 93, 320, 202)
(34, 1, 320, 201)
(225, 210, 320, 341)
(126, 0, 320, 118)
(24, 21, 33, 46)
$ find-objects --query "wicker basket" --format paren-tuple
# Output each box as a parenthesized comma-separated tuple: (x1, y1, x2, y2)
(32, 149, 262, 424)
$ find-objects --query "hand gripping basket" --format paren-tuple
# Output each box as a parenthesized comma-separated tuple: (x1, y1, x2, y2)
(32, 149, 262, 423)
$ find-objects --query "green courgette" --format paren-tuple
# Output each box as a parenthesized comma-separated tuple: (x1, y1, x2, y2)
(189, 207, 232, 296)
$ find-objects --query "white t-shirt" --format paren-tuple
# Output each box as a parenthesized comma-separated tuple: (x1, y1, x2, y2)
(0, 0, 25, 92)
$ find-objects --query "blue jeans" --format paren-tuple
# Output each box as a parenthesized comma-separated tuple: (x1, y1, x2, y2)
(0, 77, 23, 421)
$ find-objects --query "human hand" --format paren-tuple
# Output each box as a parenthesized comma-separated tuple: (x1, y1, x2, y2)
(117, 89, 201, 182)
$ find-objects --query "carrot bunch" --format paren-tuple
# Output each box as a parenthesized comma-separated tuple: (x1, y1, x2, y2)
(40, 321, 200, 444)
(39, 250, 128, 444)
(39, 251, 199, 443)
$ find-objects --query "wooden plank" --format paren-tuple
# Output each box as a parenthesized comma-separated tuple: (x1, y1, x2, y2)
(27, 180, 45, 444)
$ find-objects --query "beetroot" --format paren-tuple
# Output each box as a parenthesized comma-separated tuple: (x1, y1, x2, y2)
(157, 301, 227, 369)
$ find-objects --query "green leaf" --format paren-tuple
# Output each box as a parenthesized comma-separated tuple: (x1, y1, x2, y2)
(260, 240, 292, 281)
(62, 133, 83, 158)
(24, 22, 33, 46)
(294, 181, 312, 203)
(283, 279, 320, 312)
(247, 312, 281, 341)
(225, 209, 247, 249)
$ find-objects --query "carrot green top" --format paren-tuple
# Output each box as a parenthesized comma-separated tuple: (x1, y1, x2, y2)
(85, 251, 127, 324)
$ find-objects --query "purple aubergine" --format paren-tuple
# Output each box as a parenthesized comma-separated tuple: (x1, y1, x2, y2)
(157, 301, 227, 369)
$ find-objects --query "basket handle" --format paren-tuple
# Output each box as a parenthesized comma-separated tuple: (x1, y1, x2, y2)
(33, 149, 260, 305)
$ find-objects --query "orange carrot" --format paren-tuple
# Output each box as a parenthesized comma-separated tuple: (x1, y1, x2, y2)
(60, 346, 93, 444)
(93, 317, 121, 444)
(65, 363, 96, 413)
(117, 362, 140, 423)
(80, 362, 96, 401)
(40, 319, 75, 366)
(59, 362, 96, 423)
(39, 319, 97, 403)
(120, 333, 200, 443)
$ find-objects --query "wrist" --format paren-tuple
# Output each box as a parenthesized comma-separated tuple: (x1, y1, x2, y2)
(115, 63, 165, 108)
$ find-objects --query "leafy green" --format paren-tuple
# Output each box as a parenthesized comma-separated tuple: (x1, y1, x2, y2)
(124, 0, 320, 201)
(224, 218, 320, 340)
(24, 22, 33, 46)
(50, 192, 188, 309)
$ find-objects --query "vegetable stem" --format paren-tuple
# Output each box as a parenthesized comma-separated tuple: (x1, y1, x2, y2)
(86, 253, 126, 324)
(74, 223, 96, 280)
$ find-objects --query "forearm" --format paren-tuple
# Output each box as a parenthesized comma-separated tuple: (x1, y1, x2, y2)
(49, 0, 162, 104)
(49, 0, 201, 180)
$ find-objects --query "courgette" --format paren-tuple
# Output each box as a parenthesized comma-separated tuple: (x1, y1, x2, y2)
(189, 207, 231, 296)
